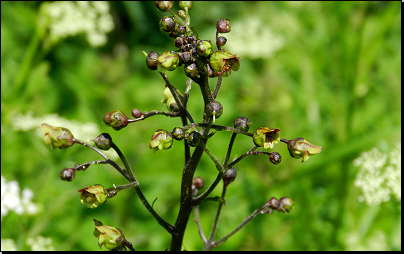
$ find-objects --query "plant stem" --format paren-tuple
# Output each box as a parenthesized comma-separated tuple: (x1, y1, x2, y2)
(203, 183, 228, 251)
(224, 133, 237, 168)
(170, 118, 213, 251)
(212, 202, 270, 248)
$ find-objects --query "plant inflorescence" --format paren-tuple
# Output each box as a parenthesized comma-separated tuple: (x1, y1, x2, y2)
(39, 1, 322, 251)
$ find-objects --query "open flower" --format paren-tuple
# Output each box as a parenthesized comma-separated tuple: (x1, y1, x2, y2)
(39, 123, 75, 149)
(148, 129, 173, 153)
(286, 137, 322, 162)
(253, 127, 280, 149)
(93, 219, 125, 250)
(209, 50, 240, 77)
(78, 184, 108, 209)
(157, 51, 179, 72)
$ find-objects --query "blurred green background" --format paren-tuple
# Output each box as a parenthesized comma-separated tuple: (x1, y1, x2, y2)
(1, 1, 401, 251)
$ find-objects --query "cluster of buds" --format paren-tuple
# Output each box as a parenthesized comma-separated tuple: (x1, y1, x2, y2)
(145, 2, 240, 79)
(261, 197, 295, 214)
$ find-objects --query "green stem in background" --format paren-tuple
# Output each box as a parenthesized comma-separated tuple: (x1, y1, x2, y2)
(13, 29, 41, 93)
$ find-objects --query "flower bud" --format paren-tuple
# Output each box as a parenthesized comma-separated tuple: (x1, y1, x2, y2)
(174, 23, 186, 35)
(146, 51, 159, 70)
(223, 167, 237, 186)
(159, 16, 175, 32)
(209, 50, 240, 77)
(186, 35, 196, 43)
(157, 51, 180, 73)
(174, 37, 184, 48)
(177, 10, 186, 18)
(161, 87, 181, 112)
(131, 108, 142, 118)
(187, 131, 202, 147)
(60, 168, 75, 182)
(93, 219, 126, 250)
(234, 116, 251, 132)
(269, 152, 281, 165)
(103, 110, 128, 130)
(252, 127, 280, 149)
(39, 123, 75, 149)
(216, 19, 231, 33)
(78, 184, 108, 209)
(286, 137, 323, 163)
(184, 63, 199, 79)
(179, 1, 193, 10)
(268, 197, 280, 209)
(95, 133, 112, 151)
(278, 197, 295, 213)
(205, 101, 223, 123)
(179, 51, 192, 64)
(172, 127, 185, 140)
(192, 176, 204, 189)
(148, 129, 173, 153)
(154, 1, 174, 12)
(216, 36, 227, 47)
(196, 40, 213, 58)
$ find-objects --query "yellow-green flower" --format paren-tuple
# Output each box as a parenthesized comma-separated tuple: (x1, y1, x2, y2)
(157, 51, 179, 72)
(253, 127, 280, 149)
(39, 123, 75, 149)
(78, 184, 108, 209)
(209, 50, 240, 77)
(148, 129, 173, 153)
(93, 219, 125, 250)
(286, 137, 322, 162)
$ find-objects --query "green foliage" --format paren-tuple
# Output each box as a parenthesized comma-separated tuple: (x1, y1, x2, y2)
(1, 1, 400, 251)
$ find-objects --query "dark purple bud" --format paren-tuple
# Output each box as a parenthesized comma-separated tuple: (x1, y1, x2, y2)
(216, 19, 231, 33)
(146, 51, 159, 70)
(60, 168, 75, 182)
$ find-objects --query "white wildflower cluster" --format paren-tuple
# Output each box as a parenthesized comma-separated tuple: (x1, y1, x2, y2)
(26, 236, 55, 251)
(1, 236, 55, 251)
(223, 17, 284, 59)
(353, 143, 401, 206)
(1, 175, 38, 219)
(43, 1, 114, 47)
